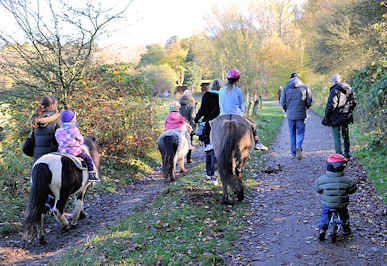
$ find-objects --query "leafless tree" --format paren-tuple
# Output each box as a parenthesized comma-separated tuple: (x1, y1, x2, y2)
(0, 0, 132, 107)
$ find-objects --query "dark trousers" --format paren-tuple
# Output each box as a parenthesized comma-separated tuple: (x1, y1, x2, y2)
(205, 150, 216, 176)
(77, 151, 95, 172)
(187, 134, 193, 162)
(319, 204, 349, 229)
(332, 124, 350, 155)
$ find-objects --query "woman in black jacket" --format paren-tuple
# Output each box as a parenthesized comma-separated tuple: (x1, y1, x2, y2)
(194, 79, 221, 184)
(30, 95, 62, 162)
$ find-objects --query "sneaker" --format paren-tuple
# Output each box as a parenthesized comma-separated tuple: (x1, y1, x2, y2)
(88, 171, 100, 181)
(204, 144, 213, 152)
(319, 228, 326, 241)
(206, 175, 212, 180)
(296, 147, 302, 160)
(255, 142, 268, 151)
(343, 224, 351, 235)
(211, 176, 218, 186)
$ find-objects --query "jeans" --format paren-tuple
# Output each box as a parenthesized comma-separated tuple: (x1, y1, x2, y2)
(287, 119, 305, 156)
(318, 204, 349, 229)
(205, 150, 216, 176)
(77, 151, 95, 172)
(332, 124, 350, 155)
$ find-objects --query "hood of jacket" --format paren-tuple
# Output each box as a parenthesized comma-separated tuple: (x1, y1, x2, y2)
(332, 82, 352, 95)
(37, 111, 60, 127)
(286, 77, 305, 89)
(179, 95, 195, 106)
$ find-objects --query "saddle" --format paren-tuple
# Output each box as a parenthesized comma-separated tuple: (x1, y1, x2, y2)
(51, 152, 87, 171)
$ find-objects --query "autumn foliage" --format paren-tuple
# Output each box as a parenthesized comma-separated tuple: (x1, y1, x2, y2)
(70, 64, 159, 158)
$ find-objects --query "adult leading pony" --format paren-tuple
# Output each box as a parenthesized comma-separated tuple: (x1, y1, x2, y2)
(210, 114, 253, 204)
(23, 137, 100, 244)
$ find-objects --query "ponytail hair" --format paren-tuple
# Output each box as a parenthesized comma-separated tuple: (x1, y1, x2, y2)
(226, 78, 239, 91)
(31, 95, 56, 127)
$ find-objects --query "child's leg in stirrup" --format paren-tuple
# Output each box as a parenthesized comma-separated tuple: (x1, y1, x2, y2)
(77, 151, 98, 181)
(244, 117, 268, 150)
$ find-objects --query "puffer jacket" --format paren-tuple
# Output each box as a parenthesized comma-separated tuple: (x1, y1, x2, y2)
(314, 171, 357, 208)
(165, 112, 186, 131)
(280, 77, 312, 120)
(194, 91, 220, 145)
(179, 95, 196, 128)
(322, 82, 357, 127)
(32, 111, 61, 162)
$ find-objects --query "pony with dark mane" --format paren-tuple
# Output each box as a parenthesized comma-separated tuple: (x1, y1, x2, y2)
(210, 114, 253, 204)
(23, 137, 100, 244)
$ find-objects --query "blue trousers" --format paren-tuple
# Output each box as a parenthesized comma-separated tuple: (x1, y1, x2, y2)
(318, 204, 350, 229)
(287, 119, 305, 156)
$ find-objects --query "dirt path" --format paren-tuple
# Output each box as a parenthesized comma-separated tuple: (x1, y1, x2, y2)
(229, 110, 386, 265)
(0, 145, 205, 265)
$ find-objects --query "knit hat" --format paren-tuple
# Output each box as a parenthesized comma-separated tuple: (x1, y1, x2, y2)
(61, 110, 76, 123)
(183, 89, 192, 96)
(227, 68, 240, 79)
(169, 101, 181, 112)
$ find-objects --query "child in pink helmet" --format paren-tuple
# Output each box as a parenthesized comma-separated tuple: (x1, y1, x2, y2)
(55, 110, 99, 181)
(218, 68, 268, 151)
(164, 101, 192, 147)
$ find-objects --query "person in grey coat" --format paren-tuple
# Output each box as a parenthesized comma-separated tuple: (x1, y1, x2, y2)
(280, 72, 312, 159)
(179, 90, 196, 163)
(314, 154, 357, 240)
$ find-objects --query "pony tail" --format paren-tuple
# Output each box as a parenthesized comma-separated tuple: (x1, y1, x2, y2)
(31, 105, 45, 128)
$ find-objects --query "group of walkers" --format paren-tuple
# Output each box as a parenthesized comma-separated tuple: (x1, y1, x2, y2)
(164, 68, 358, 240)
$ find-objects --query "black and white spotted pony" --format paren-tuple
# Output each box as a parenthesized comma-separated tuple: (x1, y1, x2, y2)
(23, 137, 100, 244)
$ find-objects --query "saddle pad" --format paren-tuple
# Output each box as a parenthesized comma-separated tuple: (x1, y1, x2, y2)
(51, 152, 87, 171)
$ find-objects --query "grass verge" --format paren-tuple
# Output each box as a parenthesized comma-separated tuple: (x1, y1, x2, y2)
(54, 102, 284, 264)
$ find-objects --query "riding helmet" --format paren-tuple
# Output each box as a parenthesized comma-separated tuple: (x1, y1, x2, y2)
(227, 68, 240, 79)
(169, 101, 181, 112)
(326, 153, 348, 172)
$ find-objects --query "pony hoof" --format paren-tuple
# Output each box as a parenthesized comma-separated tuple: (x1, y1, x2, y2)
(39, 238, 48, 245)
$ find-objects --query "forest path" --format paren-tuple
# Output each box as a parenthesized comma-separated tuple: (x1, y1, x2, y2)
(229, 110, 386, 265)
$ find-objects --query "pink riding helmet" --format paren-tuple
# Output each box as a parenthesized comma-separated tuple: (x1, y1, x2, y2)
(227, 68, 241, 79)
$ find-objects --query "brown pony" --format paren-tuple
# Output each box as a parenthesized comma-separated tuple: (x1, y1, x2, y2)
(210, 114, 253, 204)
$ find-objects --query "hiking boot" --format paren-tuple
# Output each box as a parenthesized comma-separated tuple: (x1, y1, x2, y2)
(204, 144, 213, 152)
(319, 228, 327, 241)
(255, 142, 268, 151)
(343, 224, 351, 235)
(296, 147, 302, 160)
(88, 171, 100, 182)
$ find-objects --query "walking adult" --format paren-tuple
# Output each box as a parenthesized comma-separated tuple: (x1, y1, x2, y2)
(322, 74, 357, 159)
(30, 95, 61, 162)
(179, 89, 196, 163)
(280, 72, 312, 160)
(194, 79, 221, 183)
(278, 86, 282, 103)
